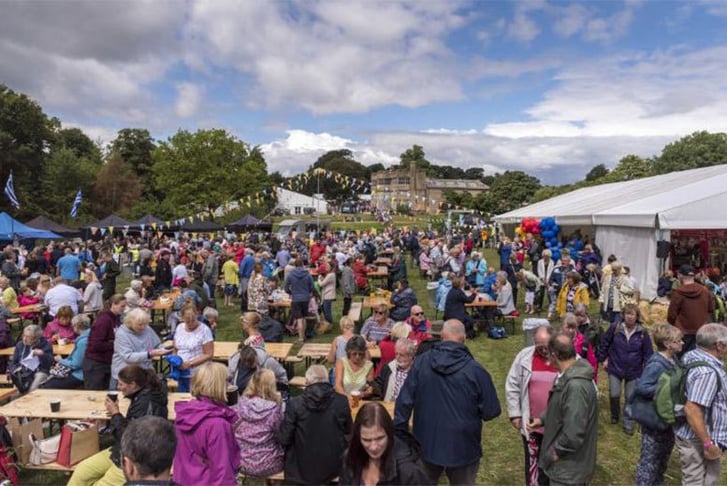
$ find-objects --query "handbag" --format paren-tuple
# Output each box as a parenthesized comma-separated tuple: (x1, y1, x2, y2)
(9, 366, 35, 394)
(28, 432, 61, 465)
(56, 422, 99, 467)
(49, 363, 73, 378)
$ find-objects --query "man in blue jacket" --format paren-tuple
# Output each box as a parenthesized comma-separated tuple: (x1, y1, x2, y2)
(394, 319, 501, 485)
(238, 249, 255, 312)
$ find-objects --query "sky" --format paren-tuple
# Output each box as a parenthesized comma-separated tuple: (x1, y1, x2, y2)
(2, 0, 727, 185)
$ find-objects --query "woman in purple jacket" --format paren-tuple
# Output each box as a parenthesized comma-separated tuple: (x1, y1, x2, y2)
(233, 368, 284, 477)
(597, 303, 653, 435)
(174, 362, 240, 484)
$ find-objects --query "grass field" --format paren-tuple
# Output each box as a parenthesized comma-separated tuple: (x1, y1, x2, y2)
(19, 244, 723, 485)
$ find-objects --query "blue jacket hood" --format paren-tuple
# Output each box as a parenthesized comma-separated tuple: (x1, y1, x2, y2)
(429, 341, 473, 376)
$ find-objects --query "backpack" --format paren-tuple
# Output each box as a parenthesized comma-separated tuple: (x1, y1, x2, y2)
(488, 326, 507, 339)
(654, 360, 723, 425)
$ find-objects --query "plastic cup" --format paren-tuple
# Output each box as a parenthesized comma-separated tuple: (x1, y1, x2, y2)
(57, 338, 67, 347)
(50, 399, 61, 412)
(107, 391, 119, 402)
(351, 390, 362, 408)
(226, 385, 239, 406)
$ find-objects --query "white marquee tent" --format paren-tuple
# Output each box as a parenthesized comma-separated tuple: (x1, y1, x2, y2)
(494, 164, 727, 299)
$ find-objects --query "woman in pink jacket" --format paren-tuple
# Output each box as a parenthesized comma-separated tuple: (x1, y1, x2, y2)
(174, 362, 240, 484)
(562, 312, 598, 381)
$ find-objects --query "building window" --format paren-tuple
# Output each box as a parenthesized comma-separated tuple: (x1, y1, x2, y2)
(294, 206, 301, 214)
(398, 177, 410, 185)
(383, 178, 392, 185)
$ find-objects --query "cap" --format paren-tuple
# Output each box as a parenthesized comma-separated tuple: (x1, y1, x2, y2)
(678, 264, 695, 276)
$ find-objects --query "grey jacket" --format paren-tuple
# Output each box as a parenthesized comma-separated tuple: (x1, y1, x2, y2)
(539, 359, 598, 484)
(505, 346, 537, 438)
(111, 324, 163, 380)
(228, 345, 288, 386)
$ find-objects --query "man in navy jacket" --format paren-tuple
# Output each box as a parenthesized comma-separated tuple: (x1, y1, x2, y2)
(394, 319, 501, 485)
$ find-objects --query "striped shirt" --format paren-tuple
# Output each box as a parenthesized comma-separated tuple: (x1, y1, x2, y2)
(675, 348, 727, 446)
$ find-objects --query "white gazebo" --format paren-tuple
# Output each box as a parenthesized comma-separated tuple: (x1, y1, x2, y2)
(494, 165, 727, 299)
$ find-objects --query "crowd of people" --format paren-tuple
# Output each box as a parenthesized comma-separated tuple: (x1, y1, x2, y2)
(0, 223, 724, 485)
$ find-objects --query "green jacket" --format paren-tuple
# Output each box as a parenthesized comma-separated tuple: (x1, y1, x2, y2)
(539, 359, 598, 484)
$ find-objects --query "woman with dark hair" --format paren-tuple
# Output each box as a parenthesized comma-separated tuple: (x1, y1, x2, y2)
(340, 402, 428, 486)
(68, 364, 168, 486)
(82, 294, 127, 390)
(443, 274, 476, 338)
(335, 336, 373, 401)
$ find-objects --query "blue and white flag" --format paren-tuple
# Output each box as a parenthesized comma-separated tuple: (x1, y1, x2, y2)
(4, 172, 19, 209)
(70, 189, 82, 218)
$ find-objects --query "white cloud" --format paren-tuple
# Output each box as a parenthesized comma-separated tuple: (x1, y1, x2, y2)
(184, 1, 467, 114)
(174, 83, 203, 118)
(552, 4, 589, 37)
(583, 6, 635, 43)
(484, 46, 727, 139)
(507, 12, 540, 42)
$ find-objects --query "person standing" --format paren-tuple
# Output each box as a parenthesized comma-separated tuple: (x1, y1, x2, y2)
(506, 325, 557, 486)
(394, 319, 501, 485)
(674, 323, 727, 485)
(632, 323, 683, 486)
(527, 333, 598, 486)
(238, 249, 255, 312)
(55, 247, 81, 284)
(200, 249, 219, 306)
(340, 257, 356, 317)
(83, 295, 126, 390)
(536, 249, 554, 314)
(284, 258, 314, 342)
(99, 251, 121, 301)
(667, 264, 715, 356)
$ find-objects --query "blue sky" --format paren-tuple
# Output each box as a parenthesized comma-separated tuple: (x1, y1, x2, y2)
(2, 0, 727, 184)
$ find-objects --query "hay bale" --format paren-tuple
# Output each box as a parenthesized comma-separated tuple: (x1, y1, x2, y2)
(649, 301, 670, 326)
(638, 301, 652, 325)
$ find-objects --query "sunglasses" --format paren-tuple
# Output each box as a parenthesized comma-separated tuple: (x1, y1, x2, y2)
(413, 312, 424, 316)
(374, 311, 386, 315)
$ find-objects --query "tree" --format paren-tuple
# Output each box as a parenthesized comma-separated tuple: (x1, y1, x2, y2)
(40, 147, 98, 222)
(464, 167, 484, 180)
(0, 84, 58, 217)
(487, 171, 542, 213)
(55, 127, 102, 164)
(653, 131, 727, 174)
(585, 164, 609, 181)
(294, 150, 371, 201)
(152, 129, 269, 217)
(92, 153, 143, 217)
(608, 154, 654, 181)
(399, 145, 431, 172)
(110, 128, 157, 196)
(368, 163, 385, 173)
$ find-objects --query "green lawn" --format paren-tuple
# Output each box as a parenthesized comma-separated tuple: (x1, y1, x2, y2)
(20, 246, 719, 485)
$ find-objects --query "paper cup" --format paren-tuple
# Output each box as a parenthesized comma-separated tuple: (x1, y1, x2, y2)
(107, 391, 120, 402)
(50, 399, 61, 412)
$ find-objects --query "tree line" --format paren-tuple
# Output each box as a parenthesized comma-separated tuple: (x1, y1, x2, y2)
(2, 83, 727, 223)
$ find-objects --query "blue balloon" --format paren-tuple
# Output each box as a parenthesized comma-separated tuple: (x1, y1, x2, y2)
(550, 238, 559, 247)
(542, 230, 553, 239)
(552, 250, 561, 261)
(552, 224, 560, 234)
(545, 241, 552, 248)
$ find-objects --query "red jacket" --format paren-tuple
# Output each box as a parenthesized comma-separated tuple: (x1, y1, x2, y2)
(667, 283, 715, 334)
(353, 261, 369, 289)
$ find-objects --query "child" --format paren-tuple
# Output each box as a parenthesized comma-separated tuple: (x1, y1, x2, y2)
(43, 306, 77, 344)
(17, 285, 40, 321)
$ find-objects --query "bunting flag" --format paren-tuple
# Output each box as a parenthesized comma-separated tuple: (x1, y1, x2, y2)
(70, 188, 82, 218)
(4, 171, 19, 209)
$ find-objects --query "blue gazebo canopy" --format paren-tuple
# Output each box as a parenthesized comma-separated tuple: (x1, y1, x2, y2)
(0, 212, 61, 240)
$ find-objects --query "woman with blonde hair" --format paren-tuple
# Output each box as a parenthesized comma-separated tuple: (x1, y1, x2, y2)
(632, 323, 683, 485)
(556, 271, 590, 318)
(241, 311, 264, 348)
(172, 302, 214, 373)
(233, 369, 284, 477)
(83, 269, 104, 314)
(375, 321, 412, 377)
(174, 362, 240, 484)
(327, 316, 356, 366)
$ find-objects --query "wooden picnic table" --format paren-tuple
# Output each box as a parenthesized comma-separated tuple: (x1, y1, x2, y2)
(211, 341, 293, 362)
(374, 258, 392, 266)
(362, 296, 394, 309)
(0, 342, 74, 357)
(150, 288, 181, 323)
(0, 389, 192, 421)
(465, 293, 498, 308)
(297, 342, 380, 368)
(11, 304, 48, 316)
(367, 266, 389, 278)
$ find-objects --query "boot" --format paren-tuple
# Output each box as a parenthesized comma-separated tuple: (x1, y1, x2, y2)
(610, 397, 620, 424)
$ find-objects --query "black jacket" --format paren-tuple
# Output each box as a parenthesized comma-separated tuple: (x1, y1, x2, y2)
(339, 431, 431, 486)
(109, 386, 169, 466)
(442, 288, 476, 323)
(394, 340, 501, 468)
(11, 337, 53, 374)
(278, 382, 352, 484)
